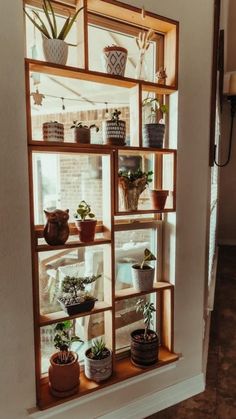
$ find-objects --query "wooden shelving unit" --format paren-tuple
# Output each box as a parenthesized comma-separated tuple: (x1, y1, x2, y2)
(24, 0, 179, 410)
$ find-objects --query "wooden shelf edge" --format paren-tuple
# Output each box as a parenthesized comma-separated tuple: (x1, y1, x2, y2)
(36, 238, 111, 252)
(38, 347, 179, 410)
(39, 302, 112, 326)
(25, 58, 177, 94)
(115, 282, 173, 300)
(115, 209, 176, 216)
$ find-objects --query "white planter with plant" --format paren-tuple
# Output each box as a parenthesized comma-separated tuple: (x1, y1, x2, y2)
(48, 320, 83, 398)
(142, 97, 168, 148)
(74, 200, 97, 242)
(131, 248, 156, 292)
(85, 338, 112, 383)
(103, 45, 128, 76)
(103, 109, 126, 146)
(24, 0, 83, 65)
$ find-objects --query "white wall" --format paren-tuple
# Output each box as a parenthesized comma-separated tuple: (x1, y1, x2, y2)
(0, 1, 213, 418)
(218, 0, 236, 244)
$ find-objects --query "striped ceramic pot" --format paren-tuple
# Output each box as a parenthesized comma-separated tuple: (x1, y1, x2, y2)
(103, 46, 128, 76)
(103, 119, 126, 145)
(42, 38, 68, 65)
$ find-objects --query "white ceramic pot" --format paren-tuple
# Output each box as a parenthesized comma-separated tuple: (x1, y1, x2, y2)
(42, 38, 68, 65)
(131, 264, 155, 292)
(84, 348, 112, 382)
(103, 46, 128, 76)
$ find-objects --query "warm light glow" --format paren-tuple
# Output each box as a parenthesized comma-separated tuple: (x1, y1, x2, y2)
(229, 73, 236, 95)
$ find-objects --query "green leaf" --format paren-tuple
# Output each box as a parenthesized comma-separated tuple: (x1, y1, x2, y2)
(24, 9, 50, 38)
(46, 0, 57, 38)
(58, 6, 84, 41)
(43, 0, 56, 38)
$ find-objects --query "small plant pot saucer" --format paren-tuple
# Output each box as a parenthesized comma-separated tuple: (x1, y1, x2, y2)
(58, 298, 97, 316)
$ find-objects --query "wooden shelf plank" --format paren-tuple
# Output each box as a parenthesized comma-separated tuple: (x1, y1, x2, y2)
(115, 208, 175, 216)
(38, 347, 179, 410)
(36, 237, 111, 252)
(39, 301, 112, 326)
(115, 283, 173, 300)
(26, 59, 177, 95)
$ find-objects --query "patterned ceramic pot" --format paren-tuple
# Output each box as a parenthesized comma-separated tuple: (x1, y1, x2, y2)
(84, 348, 112, 382)
(42, 38, 68, 65)
(43, 121, 64, 142)
(103, 120, 126, 145)
(142, 123, 165, 148)
(131, 264, 155, 291)
(103, 46, 128, 76)
(131, 329, 159, 367)
(48, 351, 80, 398)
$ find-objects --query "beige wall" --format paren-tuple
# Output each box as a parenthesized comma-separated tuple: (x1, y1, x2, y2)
(0, 0, 213, 418)
(218, 0, 236, 243)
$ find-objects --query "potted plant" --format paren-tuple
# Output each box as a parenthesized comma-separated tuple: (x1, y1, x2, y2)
(130, 299, 159, 367)
(58, 274, 101, 315)
(103, 109, 126, 146)
(24, 0, 83, 65)
(118, 169, 153, 211)
(70, 121, 99, 144)
(43, 120, 64, 142)
(74, 200, 97, 242)
(48, 320, 83, 398)
(131, 248, 156, 292)
(142, 97, 168, 148)
(84, 338, 112, 382)
(103, 45, 128, 76)
(149, 189, 169, 210)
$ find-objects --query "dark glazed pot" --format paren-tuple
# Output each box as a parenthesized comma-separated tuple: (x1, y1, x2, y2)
(74, 127, 91, 144)
(130, 329, 159, 367)
(48, 351, 80, 398)
(58, 298, 97, 316)
(75, 219, 97, 242)
(143, 123, 165, 148)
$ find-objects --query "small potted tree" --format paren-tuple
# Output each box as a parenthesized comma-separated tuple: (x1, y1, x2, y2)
(142, 97, 168, 148)
(103, 109, 126, 146)
(24, 0, 83, 65)
(103, 45, 128, 76)
(130, 299, 159, 367)
(58, 274, 101, 315)
(74, 200, 97, 242)
(84, 338, 112, 382)
(131, 248, 156, 292)
(48, 320, 83, 398)
(70, 121, 99, 144)
(118, 169, 153, 211)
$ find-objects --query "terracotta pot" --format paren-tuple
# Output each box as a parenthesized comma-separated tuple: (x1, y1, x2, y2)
(130, 329, 159, 367)
(84, 348, 112, 382)
(118, 176, 147, 211)
(150, 190, 169, 210)
(48, 351, 80, 398)
(58, 297, 97, 316)
(143, 123, 165, 148)
(75, 219, 97, 242)
(74, 127, 91, 144)
(131, 264, 155, 292)
(103, 46, 128, 76)
(42, 38, 68, 65)
(103, 120, 126, 145)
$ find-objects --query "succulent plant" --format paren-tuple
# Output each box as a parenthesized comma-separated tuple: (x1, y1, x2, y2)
(90, 338, 108, 360)
(74, 200, 95, 221)
(136, 299, 156, 341)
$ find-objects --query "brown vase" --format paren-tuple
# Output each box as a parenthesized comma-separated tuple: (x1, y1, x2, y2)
(150, 190, 169, 210)
(74, 127, 91, 144)
(118, 176, 147, 211)
(130, 329, 159, 367)
(48, 351, 80, 398)
(75, 219, 97, 242)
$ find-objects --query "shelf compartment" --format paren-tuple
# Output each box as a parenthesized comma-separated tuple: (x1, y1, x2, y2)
(37, 347, 179, 410)
(39, 301, 112, 326)
(115, 282, 173, 300)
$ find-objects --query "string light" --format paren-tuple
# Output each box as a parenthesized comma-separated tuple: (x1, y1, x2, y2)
(61, 97, 65, 110)
(30, 91, 128, 107)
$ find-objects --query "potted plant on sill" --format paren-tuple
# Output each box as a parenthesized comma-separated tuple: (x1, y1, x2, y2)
(24, 0, 83, 65)
(84, 338, 112, 382)
(48, 320, 83, 398)
(149, 189, 169, 210)
(74, 200, 97, 242)
(118, 169, 153, 211)
(131, 248, 156, 292)
(58, 274, 101, 315)
(71, 121, 99, 144)
(130, 299, 159, 367)
(103, 45, 128, 77)
(103, 109, 126, 146)
(142, 97, 168, 148)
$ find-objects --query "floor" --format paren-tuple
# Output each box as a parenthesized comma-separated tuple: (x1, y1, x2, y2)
(146, 246, 236, 419)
